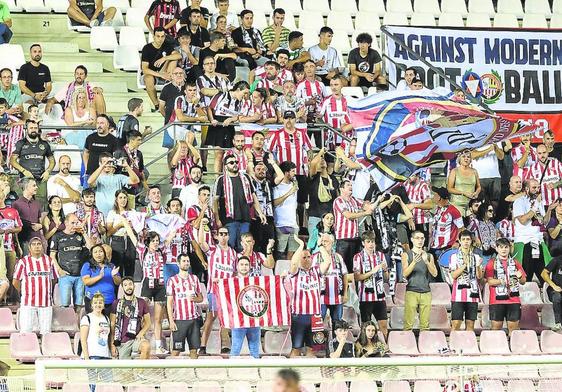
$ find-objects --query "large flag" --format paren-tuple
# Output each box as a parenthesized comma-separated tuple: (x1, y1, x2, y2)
(348, 89, 541, 190)
(216, 275, 291, 329)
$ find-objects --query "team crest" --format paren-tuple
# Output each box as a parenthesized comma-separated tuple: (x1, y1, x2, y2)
(237, 285, 269, 318)
(461, 69, 483, 99)
(380, 137, 407, 156)
(39, 144, 45, 150)
(480, 70, 503, 105)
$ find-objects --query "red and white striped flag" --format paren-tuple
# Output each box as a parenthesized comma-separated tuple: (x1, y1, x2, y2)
(216, 275, 291, 329)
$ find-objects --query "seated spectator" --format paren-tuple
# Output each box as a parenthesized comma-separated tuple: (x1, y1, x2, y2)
(42, 196, 65, 244)
(541, 256, 562, 332)
(158, 67, 186, 125)
(181, 8, 210, 48)
(286, 31, 310, 70)
(63, 87, 96, 127)
(308, 27, 345, 86)
(348, 33, 385, 89)
(293, 62, 305, 83)
(262, 8, 291, 52)
(18, 44, 52, 105)
(275, 80, 306, 122)
(145, 0, 180, 38)
(68, 0, 116, 28)
(79, 293, 111, 364)
(232, 10, 271, 70)
(355, 321, 389, 358)
(448, 150, 481, 216)
(0, 1, 12, 44)
(0, 68, 22, 116)
(210, 0, 238, 31)
(212, 14, 237, 50)
(329, 320, 354, 358)
(409, 75, 425, 91)
(166, 81, 207, 148)
(116, 98, 150, 148)
(239, 88, 277, 124)
(396, 67, 417, 91)
(83, 114, 119, 177)
(169, 138, 201, 198)
(250, 60, 283, 97)
(199, 31, 237, 82)
(175, 28, 200, 82)
(179, 0, 210, 29)
(296, 60, 329, 125)
(141, 27, 179, 112)
(250, 50, 293, 86)
(197, 56, 230, 106)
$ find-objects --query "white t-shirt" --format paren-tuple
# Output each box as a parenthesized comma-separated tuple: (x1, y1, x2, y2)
(396, 80, 409, 91)
(273, 181, 298, 228)
(47, 173, 82, 215)
(471, 144, 501, 179)
(209, 11, 239, 30)
(106, 210, 127, 236)
(308, 45, 341, 76)
(80, 313, 110, 358)
(513, 195, 545, 244)
(179, 184, 200, 212)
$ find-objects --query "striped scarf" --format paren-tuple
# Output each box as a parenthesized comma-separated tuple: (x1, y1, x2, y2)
(64, 82, 94, 110)
(222, 173, 253, 219)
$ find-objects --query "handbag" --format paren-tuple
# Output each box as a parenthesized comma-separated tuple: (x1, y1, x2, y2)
(317, 175, 333, 203)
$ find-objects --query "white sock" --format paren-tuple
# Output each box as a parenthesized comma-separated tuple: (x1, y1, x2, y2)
(155, 340, 162, 348)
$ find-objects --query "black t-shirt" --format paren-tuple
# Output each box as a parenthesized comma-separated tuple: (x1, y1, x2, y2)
(159, 82, 185, 123)
(215, 174, 255, 223)
(18, 62, 52, 93)
(186, 26, 210, 48)
(546, 257, 562, 288)
(550, 143, 562, 162)
(141, 42, 176, 72)
(116, 114, 139, 147)
(179, 6, 210, 25)
(84, 132, 119, 175)
(308, 173, 339, 218)
(13, 138, 53, 179)
(51, 231, 87, 276)
(76, 0, 95, 17)
(231, 27, 260, 49)
(347, 48, 382, 75)
(329, 339, 355, 358)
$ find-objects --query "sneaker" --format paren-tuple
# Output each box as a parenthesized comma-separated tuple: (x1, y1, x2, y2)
(162, 319, 170, 330)
(89, 19, 99, 28)
(221, 347, 230, 354)
(100, 19, 113, 26)
(198, 346, 207, 355)
(151, 105, 159, 113)
(552, 323, 562, 332)
(154, 346, 168, 355)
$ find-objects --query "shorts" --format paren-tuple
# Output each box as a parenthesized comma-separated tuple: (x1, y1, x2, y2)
(451, 301, 478, 321)
(171, 319, 201, 352)
(291, 314, 314, 349)
(141, 279, 166, 302)
(355, 76, 375, 88)
(276, 227, 300, 253)
(207, 292, 218, 313)
(19, 305, 52, 336)
(58, 275, 85, 306)
(359, 301, 388, 323)
(117, 338, 142, 359)
(489, 303, 521, 322)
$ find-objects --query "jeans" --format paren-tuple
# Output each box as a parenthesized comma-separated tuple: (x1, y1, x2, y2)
(0, 23, 12, 44)
(230, 327, 261, 358)
(404, 291, 432, 331)
(58, 275, 85, 306)
(550, 289, 562, 325)
(225, 221, 250, 251)
(321, 304, 343, 325)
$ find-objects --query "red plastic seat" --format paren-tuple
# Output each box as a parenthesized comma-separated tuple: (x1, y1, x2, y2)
(0, 307, 16, 337)
(510, 330, 541, 354)
(413, 380, 442, 392)
(52, 307, 78, 336)
(160, 384, 188, 392)
(543, 282, 552, 304)
(418, 330, 448, 355)
(388, 331, 419, 355)
(449, 330, 480, 355)
(41, 332, 78, 358)
(540, 330, 562, 354)
(10, 332, 43, 362)
(393, 283, 407, 306)
(520, 282, 543, 308)
(128, 387, 157, 392)
(538, 380, 560, 392)
(479, 330, 511, 354)
(382, 380, 411, 392)
(541, 304, 555, 329)
(350, 381, 378, 392)
(263, 331, 292, 356)
(62, 384, 90, 392)
(195, 356, 227, 380)
(520, 305, 543, 331)
(95, 386, 124, 392)
(390, 306, 450, 331)
(319, 382, 348, 392)
(478, 380, 504, 392)
(430, 282, 452, 309)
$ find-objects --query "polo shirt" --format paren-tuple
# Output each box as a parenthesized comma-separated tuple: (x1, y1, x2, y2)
(0, 84, 22, 108)
(13, 138, 53, 178)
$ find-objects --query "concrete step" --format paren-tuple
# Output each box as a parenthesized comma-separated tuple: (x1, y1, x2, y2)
(42, 53, 117, 73)
(15, 41, 80, 54)
(51, 73, 141, 92)
(10, 13, 70, 35)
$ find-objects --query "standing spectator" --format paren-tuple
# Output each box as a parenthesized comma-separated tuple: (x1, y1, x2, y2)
(178, 165, 203, 209)
(209, 0, 238, 31)
(198, 31, 237, 82)
(63, 88, 96, 127)
(474, 202, 498, 265)
(526, 144, 562, 208)
(274, 80, 306, 122)
(0, 69, 22, 116)
(116, 98, 148, 148)
(83, 114, 119, 177)
(448, 151, 481, 216)
(404, 173, 432, 237)
(41, 196, 65, 244)
(471, 143, 504, 207)
(168, 82, 207, 147)
(18, 44, 52, 104)
(81, 244, 120, 314)
(109, 277, 152, 359)
(12, 236, 56, 336)
(450, 231, 483, 332)
(543, 129, 562, 161)
(511, 133, 537, 179)
(430, 187, 464, 260)
(145, 0, 180, 37)
(296, 59, 329, 125)
(348, 33, 384, 89)
(512, 179, 551, 284)
(181, 8, 210, 48)
(179, 0, 210, 29)
(547, 201, 562, 257)
(245, 130, 273, 171)
(169, 139, 201, 198)
(232, 10, 271, 70)
(286, 31, 310, 69)
(402, 230, 438, 331)
(140, 185, 166, 217)
(319, 76, 354, 150)
(75, 188, 106, 245)
(167, 253, 203, 358)
(262, 8, 291, 52)
(333, 179, 374, 272)
(485, 238, 526, 336)
(159, 67, 185, 125)
(141, 27, 179, 112)
(308, 148, 339, 236)
(0, 1, 12, 44)
(308, 27, 344, 86)
(174, 28, 200, 82)
(68, 0, 116, 28)
(185, 185, 214, 277)
(0, 176, 22, 303)
(79, 292, 111, 374)
(273, 161, 299, 258)
(13, 178, 43, 252)
(395, 67, 417, 91)
(239, 232, 275, 276)
(114, 132, 147, 203)
(353, 231, 389, 339)
(541, 256, 562, 331)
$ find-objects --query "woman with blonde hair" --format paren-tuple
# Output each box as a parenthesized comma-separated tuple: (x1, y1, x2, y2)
(64, 87, 96, 126)
(447, 150, 481, 216)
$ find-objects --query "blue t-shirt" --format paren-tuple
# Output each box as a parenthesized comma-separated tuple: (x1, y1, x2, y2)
(80, 262, 120, 304)
(94, 174, 129, 217)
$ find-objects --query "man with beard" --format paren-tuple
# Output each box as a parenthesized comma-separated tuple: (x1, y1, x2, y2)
(17, 44, 52, 105)
(296, 59, 329, 126)
(75, 188, 105, 245)
(513, 179, 551, 284)
(186, 185, 213, 280)
(250, 49, 293, 86)
(164, 198, 193, 279)
(225, 132, 248, 173)
(116, 98, 151, 148)
(109, 277, 152, 359)
(252, 61, 283, 96)
(525, 144, 562, 208)
(511, 133, 537, 179)
(543, 130, 562, 161)
(179, 165, 203, 210)
(275, 80, 306, 123)
(83, 114, 119, 177)
(245, 131, 272, 173)
(47, 155, 81, 215)
(232, 9, 271, 70)
(0, 174, 22, 303)
(497, 175, 525, 222)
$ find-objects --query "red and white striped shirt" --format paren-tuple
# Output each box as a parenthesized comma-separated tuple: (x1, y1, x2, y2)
(240, 100, 277, 122)
(254, 66, 293, 84)
(353, 250, 386, 302)
(165, 222, 191, 264)
(0, 207, 22, 252)
(207, 245, 238, 294)
(312, 251, 348, 305)
(431, 204, 463, 249)
(524, 158, 562, 206)
(404, 180, 431, 224)
(296, 79, 328, 116)
(14, 255, 56, 307)
(186, 204, 215, 245)
(511, 144, 537, 178)
(497, 219, 515, 241)
(290, 266, 321, 315)
(319, 95, 352, 148)
(137, 244, 166, 283)
(449, 251, 481, 303)
(225, 147, 249, 173)
(237, 251, 266, 277)
(333, 196, 363, 240)
(166, 273, 202, 320)
(171, 156, 196, 188)
(168, 95, 201, 124)
(267, 128, 312, 176)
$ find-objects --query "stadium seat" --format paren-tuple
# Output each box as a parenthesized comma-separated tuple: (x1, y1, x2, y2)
(131, 0, 151, 11)
(390, 306, 449, 331)
(413, 380, 441, 392)
(223, 382, 251, 392)
(413, 0, 440, 16)
(438, 13, 465, 27)
(410, 13, 437, 26)
(41, 332, 78, 359)
(538, 379, 560, 391)
(510, 330, 541, 354)
(62, 384, 90, 392)
(525, 0, 552, 16)
(520, 282, 544, 308)
(0, 307, 16, 337)
(497, 0, 525, 17)
(327, 12, 354, 34)
(275, 0, 302, 13)
(342, 87, 364, 100)
(252, 12, 268, 29)
(0, 44, 26, 71)
(195, 357, 227, 380)
(225, 0, 243, 13)
(245, 0, 273, 14)
(206, 330, 222, 355)
(386, 0, 413, 15)
(354, 12, 382, 34)
(393, 283, 406, 306)
(119, 26, 147, 51)
(303, 0, 329, 13)
(508, 363, 540, 379)
(330, 34, 351, 55)
(10, 332, 43, 362)
(520, 305, 543, 331)
(522, 14, 549, 28)
(466, 13, 492, 27)
(449, 330, 480, 355)
(382, 12, 409, 26)
(478, 380, 504, 392)
(52, 306, 79, 336)
(541, 330, 562, 354)
(128, 387, 157, 392)
(493, 13, 520, 27)
(126, 7, 150, 31)
(3, 0, 22, 12)
(331, 0, 358, 14)
(479, 330, 511, 354)
(349, 381, 378, 392)
(418, 331, 448, 355)
(383, 381, 411, 392)
(388, 331, 419, 355)
(113, 45, 141, 71)
(95, 386, 124, 392)
(298, 11, 325, 31)
(468, 0, 495, 16)
(105, 0, 131, 13)
(263, 331, 292, 356)
(19, 0, 50, 12)
(90, 26, 119, 51)
(45, 0, 69, 12)
(111, 8, 125, 30)
(543, 283, 553, 304)
(358, 0, 386, 16)
(541, 304, 555, 329)
(430, 283, 452, 309)
(319, 382, 348, 392)
(441, 0, 468, 16)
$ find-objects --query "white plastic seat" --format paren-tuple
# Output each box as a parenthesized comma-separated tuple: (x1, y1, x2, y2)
(540, 330, 562, 354)
(342, 87, 364, 100)
(388, 331, 419, 355)
(90, 26, 118, 51)
(441, 0, 468, 16)
(10, 332, 43, 362)
(274, 259, 290, 275)
(225, 0, 243, 13)
(19, 0, 50, 12)
(269, 12, 297, 31)
(479, 330, 511, 354)
(0, 44, 26, 71)
(386, 0, 413, 15)
(468, 0, 495, 16)
(350, 382, 378, 392)
(104, 0, 131, 13)
(330, 34, 351, 55)
(126, 7, 150, 31)
(497, 0, 524, 17)
(413, 0, 440, 16)
(130, 0, 151, 11)
(355, 12, 382, 33)
(298, 11, 325, 31)
(115, 45, 141, 71)
(507, 380, 536, 392)
(302, 29, 319, 51)
(449, 330, 480, 355)
(551, 14, 562, 27)
(244, 0, 272, 14)
(119, 26, 147, 50)
(382, 12, 409, 26)
(438, 13, 465, 27)
(525, 0, 552, 16)
(252, 12, 268, 29)
(413, 380, 441, 392)
(331, 0, 358, 14)
(358, 0, 386, 16)
(45, 0, 70, 13)
(410, 13, 436, 26)
(522, 14, 549, 28)
(319, 382, 348, 392)
(466, 13, 492, 27)
(494, 13, 520, 27)
(510, 330, 541, 354)
(418, 331, 448, 355)
(555, 0, 562, 14)
(327, 11, 354, 33)
(41, 332, 77, 359)
(382, 381, 411, 392)
(3, 0, 22, 12)
(303, 0, 330, 14)
(274, 0, 302, 13)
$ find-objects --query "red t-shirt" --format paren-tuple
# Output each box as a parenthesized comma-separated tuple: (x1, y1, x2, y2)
(484, 258, 526, 305)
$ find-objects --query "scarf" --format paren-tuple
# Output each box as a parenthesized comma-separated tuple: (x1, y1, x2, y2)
(113, 296, 139, 345)
(64, 81, 94, 110)
(75, 203, 103, 243)
(123, 210, 147, 233)
(360, 250, 385, 297)
(494, 256, 520, 300)
(241, 27, 266, 53)
(222, 173, 253, 219)
(371, 204, 400, 295)
(456, 249, 480, 298)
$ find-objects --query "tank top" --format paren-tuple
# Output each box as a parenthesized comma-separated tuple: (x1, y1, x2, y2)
(450, 168, 476, 216)
(405, 251, 431, 294)
(72, 107, 91, 123)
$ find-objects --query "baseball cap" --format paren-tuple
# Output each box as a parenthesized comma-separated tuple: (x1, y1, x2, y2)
(431, 186, 449, 200)
(283, 110, 296, 119)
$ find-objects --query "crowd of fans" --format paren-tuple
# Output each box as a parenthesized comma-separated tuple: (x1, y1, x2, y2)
(1, 0, 562, 370)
